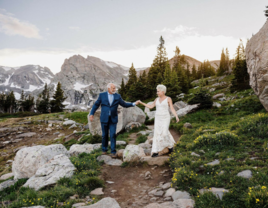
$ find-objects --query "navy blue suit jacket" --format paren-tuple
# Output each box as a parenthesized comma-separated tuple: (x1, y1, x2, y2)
(89, 92, 134, 123)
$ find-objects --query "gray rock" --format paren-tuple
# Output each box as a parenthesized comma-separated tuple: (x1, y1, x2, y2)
(191, 152, 200, 157)
(63, 120, 76, 125)
(90, 188, 104, 195)
(176, 104, 200, 117)
(246, 20, 268, 111)
(162, 182, 171, 190)
(125, 122, 142, 131)
(140, 156, 169, 166)
(212, 93, 225, 100)
(200, 187, 229, 200)
(23, 154, 76, 190)
(183, 123, 192, 128)
(69, 144, 94, 156)
(0, 179, 17, 191)
(123, 144, 145, 162)
(237, 170, 252, 179)
(213, 102, 221, 108)
(68, 124, 77, 129)
(172, 190, 191, 201)
(144, 101, 154, 113)
(154, 190, 164, 197)
(0, 172, 14, 180)
(207, 159, 220, 166)
(80, 197, 121, 208)
(147, 111, 156, 120)
(15, 132, 36, 138)
(164, 188, 176, 197)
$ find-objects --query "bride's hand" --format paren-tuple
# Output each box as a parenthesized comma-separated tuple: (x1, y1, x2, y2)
(176, 117, 180, 123)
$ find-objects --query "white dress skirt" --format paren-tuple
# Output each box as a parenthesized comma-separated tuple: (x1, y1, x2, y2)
(151, 97, 176, 155)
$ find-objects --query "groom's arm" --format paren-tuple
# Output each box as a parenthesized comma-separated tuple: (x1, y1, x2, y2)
(89, 94, 102, 116)
(118, 95, 136, 108)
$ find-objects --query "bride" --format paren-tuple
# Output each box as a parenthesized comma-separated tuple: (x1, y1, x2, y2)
(138, 84, 180, 157)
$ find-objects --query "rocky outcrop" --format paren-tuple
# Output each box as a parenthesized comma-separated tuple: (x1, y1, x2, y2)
(23, 154, 76, 190)
(12, 144, 69, 179)
(246, 20, 268, 111)
(89, 106, 146, 135)
(77, 197, 121, 208)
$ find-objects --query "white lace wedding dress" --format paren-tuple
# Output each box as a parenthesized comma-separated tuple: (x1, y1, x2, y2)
(151, 97, 176, 155)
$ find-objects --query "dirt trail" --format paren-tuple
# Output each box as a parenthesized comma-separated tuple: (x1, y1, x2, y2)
(100, 125, 181, 207)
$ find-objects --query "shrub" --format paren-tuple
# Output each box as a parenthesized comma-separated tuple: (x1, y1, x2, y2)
(237, 113, 268, 140)
(78, 134, 102, 144)
(188, 88, 213, 109)
(171, 167, 198, 191)
(193, 131, 239, 148)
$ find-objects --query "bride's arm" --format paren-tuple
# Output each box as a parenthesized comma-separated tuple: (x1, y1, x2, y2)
(139, 98, 156, 109)
(168, 97, 180, 122)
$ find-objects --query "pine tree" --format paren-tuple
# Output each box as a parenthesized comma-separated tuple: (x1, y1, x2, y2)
(156, 72, 163, 85)
(21, 94, 35, 112)
(217, 49, 226, 76)
(125, 63, 138, 98)
(37, 83, 50, 113)
(118, 78, 126, 99)
(163, 66, 181, 99)
(50, 82, 68, 113)
(192, 64, 197, 80)
(230, 40, 250, 92)
(265, 6, 268, 17)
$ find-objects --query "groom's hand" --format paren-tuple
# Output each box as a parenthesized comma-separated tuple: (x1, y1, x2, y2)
(135, 100, 140, 105)
(89, 115, 94, 122)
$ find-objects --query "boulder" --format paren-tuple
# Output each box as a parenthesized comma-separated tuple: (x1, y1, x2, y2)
(90, 188, 104, 195)
(69, 144, 94, 156)
(183, 123, 192, 128)
(176, 104, 199, 117)
(117, 149, 125, 159)
(78, 197, 120, 208)
(88, 106, 146, 135)
(174, 101, 187, 109)
(123, 144, 146, 162)
(144, 101, 154, 113)
(15, 132, 36, 138)
(237, 170, 252, 179)
(147, 111, 156, 120)
(172, 190, 191, 201)
(12, 144, 69, 180)
(0, 172, 14, 180)
(23, 154, 76, 190)
(246, 20, 268, 111)
(97, 155, 123, 166)
(213, 102, 222, 108)
(144, 199, 194, 208)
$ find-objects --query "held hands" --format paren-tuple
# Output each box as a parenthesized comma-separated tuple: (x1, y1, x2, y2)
(89, 115, 94, 122)
(135, 100, 141, 105)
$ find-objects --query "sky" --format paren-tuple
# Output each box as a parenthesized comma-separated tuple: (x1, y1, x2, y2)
(0, 0, 267, 74)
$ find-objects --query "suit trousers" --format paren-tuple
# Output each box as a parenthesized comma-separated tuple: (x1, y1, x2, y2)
(101, 116, 117, 154)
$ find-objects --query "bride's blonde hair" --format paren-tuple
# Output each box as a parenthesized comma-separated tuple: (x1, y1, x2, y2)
(156, 84, 166, 93)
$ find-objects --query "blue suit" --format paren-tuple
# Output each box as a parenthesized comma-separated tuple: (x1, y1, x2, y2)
(89, 92, 135, 154)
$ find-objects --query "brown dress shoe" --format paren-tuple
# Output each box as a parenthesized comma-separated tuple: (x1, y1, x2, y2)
(102, 152, 107, 155)
(158, 147, 169, 156)
(111, 153, 117, 158)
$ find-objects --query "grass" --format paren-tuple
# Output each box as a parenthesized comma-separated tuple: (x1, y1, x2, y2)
(169, 75, 268, 207)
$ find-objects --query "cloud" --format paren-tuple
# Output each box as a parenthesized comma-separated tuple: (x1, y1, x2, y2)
(0, 10, 42, 39)
(69, 26, 80, 31)
(0, 25, 249, 74)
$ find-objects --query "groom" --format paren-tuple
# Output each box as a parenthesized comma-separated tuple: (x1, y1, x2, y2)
(89, 83, 139, 158)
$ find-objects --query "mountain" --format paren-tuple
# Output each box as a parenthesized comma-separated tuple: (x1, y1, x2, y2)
(0, 65, 54, 99)
(137, 55, 220, 76)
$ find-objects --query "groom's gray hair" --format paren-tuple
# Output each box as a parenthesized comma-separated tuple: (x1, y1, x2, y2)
(107, 83, 114, 89)
(156, 84, 167, 93)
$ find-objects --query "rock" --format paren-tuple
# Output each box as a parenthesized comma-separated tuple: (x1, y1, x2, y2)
(140, 156, 169, 166)
(209, 88, 216, 92)
(0, 179, 17, 191)
(144, 102, 154, 113)
(183, 123, 192, 128)
(90, 188, 104, 195)
(218, 170, 225, 175)
(176, 104, 200, 117)
(148, 188, 162, 196)
(125, 122, 142, 131)
(15, 132, 36, 138)
(213, 102, 222, 108)
(162, 182, 171, 190)
(200, 187, 229, 200)
(213, 93, 225, 100)
(58, 133, 65, 137)
(199, 150, 205, 154)
(69, 144, 94, 156)
(12, 144, 69, 180)
(246, 20, 268, 111)
(237, 170, 252, 179)
(108, 141, 126, 146)
(174, 101, 187, 109)
(154, 190, 164, 197)
(78, 197, 120, 208)
(72, 203, 86, 208)
(63, 120, 76, 125)
(219, 97, 226, 101)
(97, 155, 122, 166)
(191, 152, 200, 157)
(144, 199, 195, 208)
(165, 188, 176, 197)
(123, 144, 146, 162)
(106, 159, 123, 166)
(23, 154, 76, 190)
(116, 149, 125, 159)
(138, 143, 152, 150)
(89, 106, 146, 135)
(0, 172, 14, 180)
(147, 111, 156, 120)
(21, 206, 45, 208)
(207, 159, 220, 166)
(68, 124, 77, 129)
(172, 190, 191, 200)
